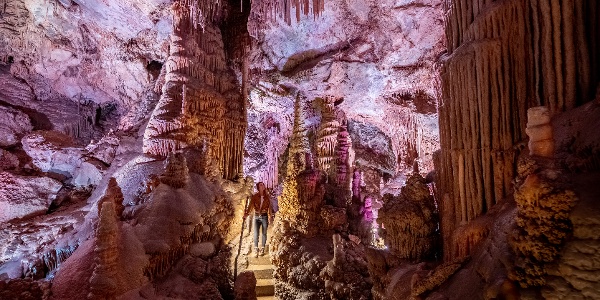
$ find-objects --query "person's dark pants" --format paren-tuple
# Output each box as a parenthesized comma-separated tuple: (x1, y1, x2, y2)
(253, 214, 268, 248)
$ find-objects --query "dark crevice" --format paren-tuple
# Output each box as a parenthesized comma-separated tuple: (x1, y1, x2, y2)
(0, 99, 53, 131)
(146, 60, 163, 79)
(280, 40, 354, 77)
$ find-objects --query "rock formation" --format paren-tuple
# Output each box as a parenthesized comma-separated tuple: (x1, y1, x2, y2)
(270, 219, 333, 299)
(84, 131, 119, 166)
(509, 150, 578, 287)
(320, 234, 371, 300)
(270, 220, 323, 299)
(22, 131, 103, 187)
(99, 177, 125, 221)
(278, 94, 311, 222)
(3, 0, 600, 299)
(0, 105, 33, 147)
(88, 201, 120, 300)
(0, 278, 51, 300)
(437, 0, 600, 260)
(294, 168, 326, 237)
(527, 88, 600, 299)
(320, 205, 347, 232)
(334, 120, 352, 188)
(143, 0, 246, 180)
(378, 174, 438, 261)
(315, 96, 340, 176)
(0, 149, 19, 171)
(234, 271, 257, 300)
(0, 172, 62, 223)
(160, 152, 190, 188)
(525, 106, 555, 158)
(410, 256, 469, 297)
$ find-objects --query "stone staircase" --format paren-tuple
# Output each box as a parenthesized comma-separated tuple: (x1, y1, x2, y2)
(247, 255, 275, 299)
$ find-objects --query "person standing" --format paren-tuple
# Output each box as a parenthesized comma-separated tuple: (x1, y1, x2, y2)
(244, 182, 274, 257)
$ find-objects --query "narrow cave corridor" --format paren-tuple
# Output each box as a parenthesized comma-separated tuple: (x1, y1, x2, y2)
(0, 0, 599, 300)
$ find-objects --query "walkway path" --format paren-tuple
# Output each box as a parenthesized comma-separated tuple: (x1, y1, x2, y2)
(247, 254, 275, 299)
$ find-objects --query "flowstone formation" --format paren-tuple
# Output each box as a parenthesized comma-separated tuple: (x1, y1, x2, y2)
(437, 0, 600, 261)
(378, 173, 439, 261)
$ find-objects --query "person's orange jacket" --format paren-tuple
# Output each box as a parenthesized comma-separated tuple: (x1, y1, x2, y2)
(246, 192, 273, 216)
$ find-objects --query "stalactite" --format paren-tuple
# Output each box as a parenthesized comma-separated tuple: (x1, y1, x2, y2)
(248, 0, 326, 37)
(258, 125, 283, 189)
(439, 0, 599, 261)
(40, 245, 78, 275)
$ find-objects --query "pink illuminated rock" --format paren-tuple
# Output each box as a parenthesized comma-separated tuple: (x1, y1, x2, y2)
(22, 131, 103, 187)
(50, 239, 95, 300)
(0, 149, 19, 171)
(0, 106, 33, 147)
(0, 172, 62, 223)
(85, 131, 119, 165)
(244, 0, 444, 187)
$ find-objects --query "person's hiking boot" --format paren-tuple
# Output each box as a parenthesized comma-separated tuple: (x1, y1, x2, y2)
(254, 248, 259, 258)
(259, 247, 265, 256)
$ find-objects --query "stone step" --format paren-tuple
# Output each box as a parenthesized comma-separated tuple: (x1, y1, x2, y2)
(249, 255, 272, 265)
(246, 264, 274, 279)
(256, 278, 275, 297)
(257, 296, 275, 300)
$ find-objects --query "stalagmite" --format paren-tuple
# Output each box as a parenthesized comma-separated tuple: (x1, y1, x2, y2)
(160, 152, 190, 188)
(98, 177, 125, 220)
(509, 156, 578, 287)
(334, 120, 352, 187)
(278, 94, 311, 222)
(315, 96, 340, 175)
(88, 201, 119, 300)
(378, 174, 438, 261)
(525, 106, 554, 158)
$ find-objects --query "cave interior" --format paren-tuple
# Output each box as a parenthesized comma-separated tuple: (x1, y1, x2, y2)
(0, 0, 599, 299)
